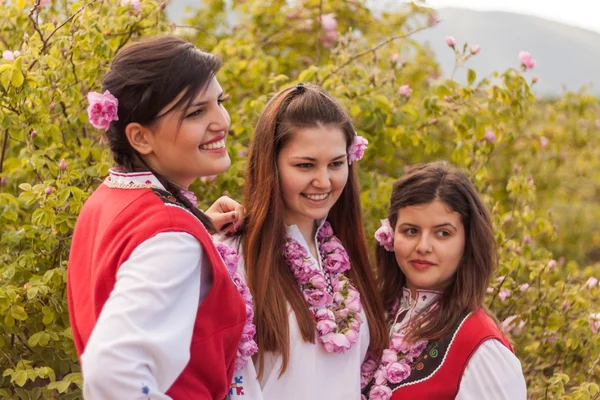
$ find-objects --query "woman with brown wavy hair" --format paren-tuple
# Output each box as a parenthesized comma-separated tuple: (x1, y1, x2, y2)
(361, 162, 526, 399)
(218, 83, 387, 399)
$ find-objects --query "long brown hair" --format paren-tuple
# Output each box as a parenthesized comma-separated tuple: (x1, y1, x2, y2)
(377, 161, 497, 343)
(240, 83, 387, 377)
(101, 35, 220, 231)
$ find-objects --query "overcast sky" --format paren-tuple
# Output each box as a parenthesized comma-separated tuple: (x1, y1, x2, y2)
(423, 0, 600, 33)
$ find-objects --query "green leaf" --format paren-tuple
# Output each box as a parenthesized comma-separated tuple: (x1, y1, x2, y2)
(467, 69, 477, 85)
(1, 68, 12, 90)
(13, 371, 27, 387)
(11, 306, 28, 321)
(11, 68, 24, 88)
(26, 287, 39, 300)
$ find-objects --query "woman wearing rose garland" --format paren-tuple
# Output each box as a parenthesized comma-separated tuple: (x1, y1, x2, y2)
(215, 83, 388, 399)
(67, 35, 252, 399)
(361, 162, 526, 399)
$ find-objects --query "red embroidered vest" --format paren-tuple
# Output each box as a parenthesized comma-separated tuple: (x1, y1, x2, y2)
(67, 184, 246, 399)
(363, 308, 513, 399)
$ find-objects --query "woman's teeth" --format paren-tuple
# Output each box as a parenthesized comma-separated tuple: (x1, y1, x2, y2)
(303, 193, 329, 201)
(200, 139, 225, 150)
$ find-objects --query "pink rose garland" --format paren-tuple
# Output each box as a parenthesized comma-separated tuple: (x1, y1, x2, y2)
(215, 243, 258, 370)
(284, 221, 364, 353)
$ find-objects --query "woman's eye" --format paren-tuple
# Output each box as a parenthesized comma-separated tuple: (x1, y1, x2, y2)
(186, 109, 203, 118)
(436, 230, 451, 238)
(403, 228, 418, 235)
(218, 93, 231, 105)
(296, 163, 313, 169)
(330, 161, 345, 167)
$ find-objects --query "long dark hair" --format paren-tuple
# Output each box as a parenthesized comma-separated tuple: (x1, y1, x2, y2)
(101, 35, 220, 231)
(239, 83, 388, 377)
(377, 161, 497, 343)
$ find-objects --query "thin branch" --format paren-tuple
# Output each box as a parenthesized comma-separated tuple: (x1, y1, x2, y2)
(0, 129, 8, 174)
(319, 24, 433, 85)
(315, 0, 322, 65)
(43, 7, 85, 50)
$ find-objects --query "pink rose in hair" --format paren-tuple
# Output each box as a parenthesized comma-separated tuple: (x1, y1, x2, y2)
(348, 135, 368, 165)
(87, 90, 119, 131)
(375, 219, 395, 251)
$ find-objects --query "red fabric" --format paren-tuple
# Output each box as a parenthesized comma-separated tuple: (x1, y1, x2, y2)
(68, 184, 246, 399)
(392, 308, 513, 399)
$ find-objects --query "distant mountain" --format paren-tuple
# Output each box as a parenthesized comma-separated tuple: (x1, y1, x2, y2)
(166, 4, 600, 96)
(414, 8, 600, 96)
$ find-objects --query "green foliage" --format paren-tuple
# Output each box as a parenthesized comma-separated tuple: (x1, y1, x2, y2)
(0, 0, 599, 398)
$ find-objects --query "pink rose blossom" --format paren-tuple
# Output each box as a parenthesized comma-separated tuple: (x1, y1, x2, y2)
(399, 84, 412, 98)
(87, 90, 119, 131)
(498, 288, 510, 301)
(523, 235, 532, 244)
(38, 0, 51, 6)
(519, 51, 536, 70)
(315, 308, 335, 321)
(519, 283, 529, 292)
(385, 360, 411, 384)
(336, 307, 349, 319)
(588, 313, 600, 334)
(381, 349, 397, 365)
(486, 287, 494, 294)
(484, 129, 496, 143)
(391, 53, 400, 63)
(318, 222, 334, 239)
(375, 219, 394, 251)
(59, 159, 67, 171)
(562, 300, 569, 310)
(304, 288, 332, 307)
(373, 368, 386, 385)
(45, 186, 54, 195)
(345, 289, 362, 312)
(2, 50, 20, 61)
(408, 340, 428, 359)
(345, 328, 359, 344)
(320, 30, 338, 49)
(586, 277, 598, 289)
(320, 13, 337, 31)
(238, 340, 258, 357)
(540, 136, 549, 148)
(389, 333, 410, 353)
(445, 36, 456, 48)
(501, 315, 518, 333)
(469, 45, 481, 55)
(369, 384, 393, 400)
(320, 332, 351, 353)
(547, 259, 557, 271)
(428, 13, 440, 25)
(348, 135, 368, 165)
(309, 274, 328, 289)
(181, 189, 198, 207)
(0, 176, 7, 186)
(316, 319, 337, 335)
(323, 251, 350, 274)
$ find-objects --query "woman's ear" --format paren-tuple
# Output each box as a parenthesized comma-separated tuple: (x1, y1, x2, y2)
(125, 122, 154, 155)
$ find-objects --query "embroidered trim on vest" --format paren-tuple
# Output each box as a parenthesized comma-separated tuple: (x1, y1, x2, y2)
(394, 311, 471, 390)
(363, 310, 472, 395)
(151, 188, 197, 217)
(103, 175, 154, 190)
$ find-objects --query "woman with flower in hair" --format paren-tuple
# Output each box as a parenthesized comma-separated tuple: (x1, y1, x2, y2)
(362, 162, 526, 399)
(67, 35, 255, 399)
(216, 83, 388, 399)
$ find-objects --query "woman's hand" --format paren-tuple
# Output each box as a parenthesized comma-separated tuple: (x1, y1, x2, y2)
(205, 196, 245, 234)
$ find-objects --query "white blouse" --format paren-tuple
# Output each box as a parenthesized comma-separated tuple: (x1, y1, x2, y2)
(81, 171, 213, 399)
(216, 219, 370, 400)
(392, 288, 527, 400)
